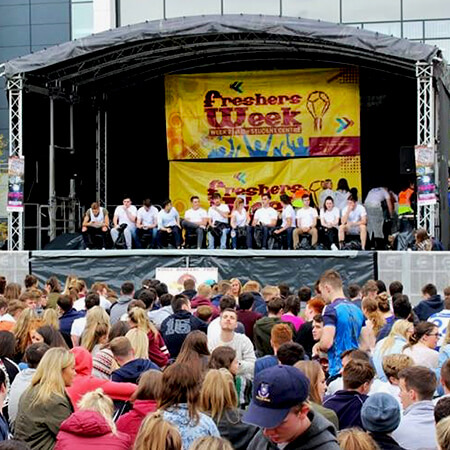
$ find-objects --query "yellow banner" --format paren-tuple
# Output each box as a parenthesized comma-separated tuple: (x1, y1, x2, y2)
(170, 157, 361, 216)
(165, 68, 360, 160)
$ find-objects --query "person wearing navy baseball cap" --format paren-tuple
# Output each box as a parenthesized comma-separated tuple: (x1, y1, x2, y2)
(243, 365, 339, 449)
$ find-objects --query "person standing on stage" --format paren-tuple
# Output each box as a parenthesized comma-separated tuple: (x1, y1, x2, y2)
(364, 186, 393, 246)
(135, 198, 158, 249)
(183, 196, 208, 249)
(293, 193, 318, 249)
(252, 193, 278, 250)
(111, 196, 137, 250)
(81, 202, 110, 249)
(157, 199, 182, 249)
(338, 195, 367, 249)
(207, 193, 230, 250)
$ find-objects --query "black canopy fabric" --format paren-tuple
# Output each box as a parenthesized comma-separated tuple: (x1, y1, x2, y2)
(2, 15, 447, 86)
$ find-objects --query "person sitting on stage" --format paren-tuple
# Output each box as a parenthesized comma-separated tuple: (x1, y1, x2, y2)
(135, 198, 158, 249)
(157, 199, 182, 249)
(111, 196, 137, 250)
(207, 193, 230, 250)
(293, 193, 318, 249)
(318, 179, 336, 209)
(182, 196, 208, 249)
(319, 196, 340, 250)
(230, 197, 252, 249)
(251, 193, 278, 250)
(273, 194, 296, 249)
(338, 195, 367, 249)
(81, 202, 109, 249)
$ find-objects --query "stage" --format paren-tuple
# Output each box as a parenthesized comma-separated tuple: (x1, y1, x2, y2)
(1, 249, 449, 306)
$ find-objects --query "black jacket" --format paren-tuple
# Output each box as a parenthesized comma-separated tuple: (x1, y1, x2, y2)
(215, 409, 258, 450)
(160, 311, 207, 358)
(370, 432, 406, 450)
(322, 390, 368, 430)
(413, 295, 443, 321)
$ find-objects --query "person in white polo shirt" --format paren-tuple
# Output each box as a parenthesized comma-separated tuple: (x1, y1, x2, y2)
(339, 195, 367, 249)
(183, 195, 208, 249)
(135, 198, 158, 249)
(157, 199, 182, 248)
(273, 194, 296, 249)
(252, 193, 278, 249)
(207, 192, 230, 249)
(293, 193, 318, 249)
(111, 196, 137, 249)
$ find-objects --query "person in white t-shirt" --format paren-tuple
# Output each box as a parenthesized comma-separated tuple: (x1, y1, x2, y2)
(182, 195, 208, 249)
(293, 193, 318, 249)
(157, 199, 182, 248)
(318, 179, 336, 209)
(339, 195, 368, 249)
(110, 196, 137, 249)
(251, 193, 278, 249)
(273, 194, 296, 249)
(207, 192, 230, 249)
(230, 197, 252, 249)
(81, 202, 110, 249)
(135, 198, 159, 249)
(319, 196, 340, 250)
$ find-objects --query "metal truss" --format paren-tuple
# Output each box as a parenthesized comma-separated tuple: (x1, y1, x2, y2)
(416, 62, 437, 236)
(95, 99, 108, 207)
(7, 75, 24, 250)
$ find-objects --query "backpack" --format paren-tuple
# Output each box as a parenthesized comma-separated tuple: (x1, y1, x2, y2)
(114, 224, 128, 249)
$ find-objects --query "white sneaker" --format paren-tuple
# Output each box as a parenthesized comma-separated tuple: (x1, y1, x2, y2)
(330, 244, 338, 251)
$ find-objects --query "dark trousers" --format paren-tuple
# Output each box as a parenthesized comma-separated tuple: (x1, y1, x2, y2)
(157, 226, 182, 248)
(320, 227, 338, 249)
(182, 221, 205, 249)
(231, 226, 253, 249)
(135, 228, 158, 249)
(82, 227, 108, 249)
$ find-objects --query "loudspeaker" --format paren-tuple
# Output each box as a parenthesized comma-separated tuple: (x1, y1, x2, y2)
(399, 146, 416, 175)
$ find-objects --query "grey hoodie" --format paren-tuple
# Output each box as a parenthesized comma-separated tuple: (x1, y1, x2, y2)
(248, 410, 339, 450)
(109, 295, 132, 325)
(8, 368, 36, 425)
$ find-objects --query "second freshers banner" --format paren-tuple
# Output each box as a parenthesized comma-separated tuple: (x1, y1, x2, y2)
(169, 157, 361, 216)
(165, 68, 360, 160)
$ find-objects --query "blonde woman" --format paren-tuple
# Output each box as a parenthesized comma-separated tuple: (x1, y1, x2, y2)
(337, 428, 379, 450)
(229, 278, 242, 301)
(372, 319, 413, 381)
(199, 368, 257, 450)
(436, 416, 450, 450)
(438, 324, 450, 372)
(12, 309, 41, 362)
(42, 308, 59, 329)
(126, 328, 149, 359)
(191, 436, 234, 450)
(55, 388, 131, 449)
(134, 411, 182, 450)
(128, 307, 169, 367)
(295, 360, 339, 429)
(14, 348, 75, 450)
(80, 306, 110, 355)
(4, 283, 21, 301)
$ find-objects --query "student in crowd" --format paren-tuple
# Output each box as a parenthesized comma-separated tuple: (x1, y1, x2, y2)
(236, 293, 262, 342)
(372, 319, 414, 381)
(361, 393, 403, 450)
(161, 295, 207, 359)
(116, 370, 162, 445)
(109, 282, 135, 325)
(402, 321, 439, 369)
(32, 325, 68, 349)
(439, 335, 450, 389)
(207, 296, 245, 341)
(241, 280, 267, 316)
(436, 416, 450, 450)
(254, 297, 286, 356)
(80, 306, 110, 355)
(295, 360, 339, 429)
(148, 293, 173, 330)
(229, 278, 242, 302)
(0, 331, 20, 419)
(347, 283, 362, 309)
(208, 309, 256, 379)
(55, 388, 131, 449)
(317, 270, 365, 380)
(281, 295, 305, 332)
(14, 348, 75, 450)
(414, 283, 444, 321)
(0, 371, 8, 441)
(158, 363, 220, 449)
(191, 284, 219, 320)
(176, 330, 210, 375)
(428, 288, 450, 348)
(199, 368, 258, 450)
(323, 359, 375, 430)
(133, 411, 182, 450)
(435, 396, 450, 422)
(392, 366, 438, 450)
(337, 428, 379, 450)
(276, 342, 305, 366)
(243, 365, 339, 449)
(70, 292, 100, 347)
(67, 346, 136, 408)
(57, 295, 83, 347)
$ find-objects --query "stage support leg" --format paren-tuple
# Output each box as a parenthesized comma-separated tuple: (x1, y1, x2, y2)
(7, 74, 24, 250)
(416, 62, 438, 238)
(95, 97, 107, 207)
(49, 97, 57, 241)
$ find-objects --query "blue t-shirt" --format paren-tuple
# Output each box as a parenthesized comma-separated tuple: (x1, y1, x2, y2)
(323, 298, 365, 377)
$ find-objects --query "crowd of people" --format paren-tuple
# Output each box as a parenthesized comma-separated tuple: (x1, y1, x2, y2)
(0, 272, 448, 449)
(82, 179, 439, 252)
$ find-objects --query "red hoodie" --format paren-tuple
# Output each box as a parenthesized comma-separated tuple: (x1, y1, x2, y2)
(116, 399, 158, 445)
(55, 410, 131, 450)
(67, 347, 137, 408)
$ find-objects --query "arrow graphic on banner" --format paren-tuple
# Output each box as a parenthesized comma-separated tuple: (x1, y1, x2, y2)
(233, 172, 247, 184)
(230, 81, 244, 93)
(336, 117, 354, 133)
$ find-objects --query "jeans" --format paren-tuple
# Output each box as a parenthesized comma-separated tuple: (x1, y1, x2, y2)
(157, 226, 182, 248)
(135, 227, 158, 249)
(231, 226, 253, 249)
(208, 227, 229, 249)
(182, 221, 205, 249)
(82, 227, 108, 249)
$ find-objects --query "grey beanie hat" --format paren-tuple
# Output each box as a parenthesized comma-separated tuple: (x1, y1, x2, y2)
(361, 393, 401, 433)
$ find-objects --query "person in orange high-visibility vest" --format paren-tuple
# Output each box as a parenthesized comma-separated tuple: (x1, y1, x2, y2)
(398, 182, 415, 216)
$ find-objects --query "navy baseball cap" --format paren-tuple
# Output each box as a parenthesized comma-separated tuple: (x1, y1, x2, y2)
(243, 365, 310, 429)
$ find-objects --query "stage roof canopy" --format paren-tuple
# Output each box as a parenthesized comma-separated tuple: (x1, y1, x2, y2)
(2, 14, 449, 97)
